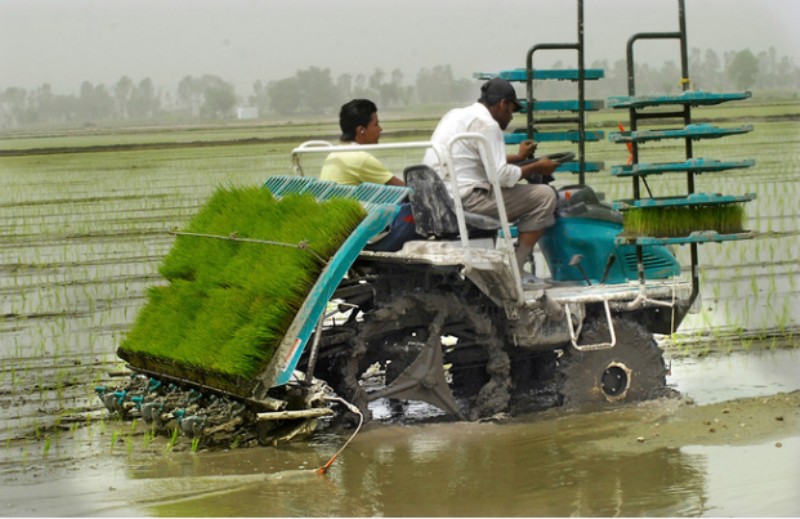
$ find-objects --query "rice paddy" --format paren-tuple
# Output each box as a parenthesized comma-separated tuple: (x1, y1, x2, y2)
(0, 101, 798, 514)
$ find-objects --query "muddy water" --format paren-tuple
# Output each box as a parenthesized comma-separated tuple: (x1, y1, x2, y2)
(1, 348, 798, 517)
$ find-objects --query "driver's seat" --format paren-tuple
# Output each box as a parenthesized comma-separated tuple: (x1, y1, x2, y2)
(404, 164, 503, 239)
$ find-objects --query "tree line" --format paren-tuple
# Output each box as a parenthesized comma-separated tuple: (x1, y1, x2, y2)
(1, 48, 798, 129)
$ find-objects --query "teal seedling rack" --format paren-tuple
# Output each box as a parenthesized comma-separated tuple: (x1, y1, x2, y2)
(606, 0, 757, 308)
(472, 0, 604, 183)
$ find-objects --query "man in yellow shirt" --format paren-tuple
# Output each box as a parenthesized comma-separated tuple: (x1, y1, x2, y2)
(320, 99, 405, 186)
(320, 99, 418, 251)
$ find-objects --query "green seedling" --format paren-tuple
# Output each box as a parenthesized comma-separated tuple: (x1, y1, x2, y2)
(110, 430, 120, 453)
(165, 427, 179, 455)
(43, 437, 51, 458)
(623, 203, 746, 238)
(191, 438, 200, 453)
(118, 187, 366, 395)
(142, 430, 154, 449)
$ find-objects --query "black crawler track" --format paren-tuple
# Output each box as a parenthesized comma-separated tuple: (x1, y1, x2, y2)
(318, 291, 513, 421)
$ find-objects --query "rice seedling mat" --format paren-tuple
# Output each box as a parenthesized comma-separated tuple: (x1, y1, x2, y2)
(118, 185, 367, 397)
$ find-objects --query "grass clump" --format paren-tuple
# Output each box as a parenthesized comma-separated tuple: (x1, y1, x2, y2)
(623, 203, 746, 238)
(118, 185, 365, 395)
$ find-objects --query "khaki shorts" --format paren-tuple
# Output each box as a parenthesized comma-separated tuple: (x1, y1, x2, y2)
(461, 182, 556, 233)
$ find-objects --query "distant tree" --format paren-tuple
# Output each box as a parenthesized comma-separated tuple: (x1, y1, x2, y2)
(199, 75, 236, 119)
(0, 87, 28, 127)
(78, 81, 114, 121)
(703, 49, 721, 90)
(177, 75, 203, 116)
(352, 74, 375, 99)
(368, 68, 386, 91)
(659, 61, 680, 93)
(727, 49, 759, 90)
(416, 65, 476, 104)
(128, 78, 160, 118)
(268, 77, 302, 116)
(30, 84, 54, 123)
(335, 73, 353, 103)
(296, 66, 337, 113)
(115, 76, 133, 118)
(249, 80, 270, 116)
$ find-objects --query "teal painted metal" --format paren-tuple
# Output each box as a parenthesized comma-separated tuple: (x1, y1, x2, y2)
(505, 130, 604, 144)
(518, 99, 605, 112)
(615, 231, 754, 246)
(557, 161, 604, 173)
(609, 123, 754, 143)
(258, 175, 408, 388)
(538, 217, 680, 284)
(612, 192, 757, 210)
(474, 69, 604, 81)
(607, 91, 751, 109)
(610, 158, 755, 177)
(272, 205, 399, 386)
(262, 176, 315, 196)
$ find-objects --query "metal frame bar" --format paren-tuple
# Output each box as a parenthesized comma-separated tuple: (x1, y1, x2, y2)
(525, 0, 587, 184)
(441, 133, 525, 306)
(565, 300, 616, 351)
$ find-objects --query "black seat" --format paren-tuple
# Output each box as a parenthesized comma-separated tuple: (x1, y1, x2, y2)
(404, 164, 502, 239)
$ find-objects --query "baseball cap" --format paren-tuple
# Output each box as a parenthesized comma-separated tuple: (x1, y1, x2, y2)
(479, 77, 523, 111)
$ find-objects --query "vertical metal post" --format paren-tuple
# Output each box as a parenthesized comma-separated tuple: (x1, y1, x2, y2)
(677, 0, 700, 308)
(577, 0, 586, 185)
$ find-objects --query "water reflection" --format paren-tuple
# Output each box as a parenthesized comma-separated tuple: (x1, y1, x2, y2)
(133, 414, 712, 517)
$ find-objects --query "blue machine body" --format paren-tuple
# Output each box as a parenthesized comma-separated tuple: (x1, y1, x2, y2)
(538, 185, 681, 284)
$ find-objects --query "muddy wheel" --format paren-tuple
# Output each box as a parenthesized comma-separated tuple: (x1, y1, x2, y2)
(557, 316, 668, 406)
(340, 291, 511, 421)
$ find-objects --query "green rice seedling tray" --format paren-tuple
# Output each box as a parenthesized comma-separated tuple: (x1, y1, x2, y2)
(615, 231, 754, 246)
(606, 91, 751, 109)
(518, 99, 605, 113)
(613, 192, 756, 210)
(474, 69, 604, 81)
(119, 178, 407, 398)
(505, 130, 604, 144)
(610, 158, 755, 177)
(619, 202, 749, 240)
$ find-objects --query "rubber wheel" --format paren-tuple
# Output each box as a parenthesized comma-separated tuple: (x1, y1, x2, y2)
(557, 316, 667, 406)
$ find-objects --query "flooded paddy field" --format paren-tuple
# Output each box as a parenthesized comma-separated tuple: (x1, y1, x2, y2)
(1, 103, 798, 516)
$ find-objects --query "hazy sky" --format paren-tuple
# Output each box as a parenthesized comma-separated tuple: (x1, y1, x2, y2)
(2, 0, 799, 96)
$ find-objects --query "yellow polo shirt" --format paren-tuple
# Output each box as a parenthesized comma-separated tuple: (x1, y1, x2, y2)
(319, 144, 394, 185)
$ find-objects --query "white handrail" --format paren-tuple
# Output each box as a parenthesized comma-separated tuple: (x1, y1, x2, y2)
(291, 141, 438, 177)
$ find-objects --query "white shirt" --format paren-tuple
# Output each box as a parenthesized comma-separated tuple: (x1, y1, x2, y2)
(423, 102, 521, 199)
